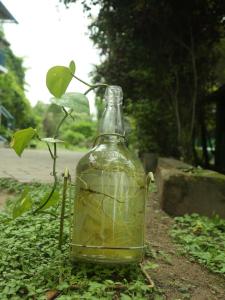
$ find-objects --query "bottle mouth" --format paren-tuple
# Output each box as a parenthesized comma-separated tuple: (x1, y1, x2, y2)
(104, 85, 123, 105)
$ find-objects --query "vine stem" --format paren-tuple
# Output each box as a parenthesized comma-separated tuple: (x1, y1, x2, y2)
(72, 74, 92, 87)
(54, 108, 68, 138)
(34, 107, 69, 213)
(34, 76, 108, 215)
(59, 168, 70, 250)
(84, 84, 109, 95)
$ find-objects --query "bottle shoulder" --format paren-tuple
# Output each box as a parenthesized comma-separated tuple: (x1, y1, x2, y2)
(77, 143, 144, 175)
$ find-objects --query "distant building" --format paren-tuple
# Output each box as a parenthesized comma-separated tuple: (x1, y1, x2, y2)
(0, 1, 17, 139)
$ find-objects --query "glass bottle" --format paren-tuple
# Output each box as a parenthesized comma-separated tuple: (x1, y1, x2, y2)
(71, 86, 146, 264)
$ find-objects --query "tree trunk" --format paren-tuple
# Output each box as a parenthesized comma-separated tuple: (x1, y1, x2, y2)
(199, 105, 209, 167)
(215, 98, 225, 173)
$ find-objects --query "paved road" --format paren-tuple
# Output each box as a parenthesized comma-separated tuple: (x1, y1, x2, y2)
(0, 148, 85, 183)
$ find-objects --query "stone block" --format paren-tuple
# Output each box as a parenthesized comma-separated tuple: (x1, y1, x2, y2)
(156, 158, 225, 218)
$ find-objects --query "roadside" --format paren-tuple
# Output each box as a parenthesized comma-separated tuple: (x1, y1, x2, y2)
(146, 189, 225, 299)
(0, 148, 84, 183)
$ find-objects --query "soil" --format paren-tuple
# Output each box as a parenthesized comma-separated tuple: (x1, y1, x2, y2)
(146, 189, 225, 299)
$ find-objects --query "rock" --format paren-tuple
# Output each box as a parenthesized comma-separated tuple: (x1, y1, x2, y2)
(156, 158, 225, 218)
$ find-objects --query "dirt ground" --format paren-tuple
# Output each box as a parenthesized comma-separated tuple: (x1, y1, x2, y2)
(146, 189, 225, 299)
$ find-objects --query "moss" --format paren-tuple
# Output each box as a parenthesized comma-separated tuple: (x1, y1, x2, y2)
(176, 167, 225, 181)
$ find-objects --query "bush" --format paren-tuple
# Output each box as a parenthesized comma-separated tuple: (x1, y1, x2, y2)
(68, 120, 97, 138)
(63, 130, 85, 145)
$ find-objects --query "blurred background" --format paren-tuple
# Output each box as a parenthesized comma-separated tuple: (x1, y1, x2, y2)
(0, 0, 225, 174)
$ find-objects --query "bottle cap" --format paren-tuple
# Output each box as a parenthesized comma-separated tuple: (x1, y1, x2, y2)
(105, 85, 123, 104)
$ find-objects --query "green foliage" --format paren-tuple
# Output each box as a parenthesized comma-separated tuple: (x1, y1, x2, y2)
(0, 178, 44, 194)
(10, 127, 37, 156)
(12, 188, 32, 218)
(72, 0, 225, 163)
(69, 60, 76, 73)
(63, 130, 85, 145)
(0, 29, 35, 131)
(131, 100, 178, 155)
(4, 47, 26, 87)
(171, 214, 225, 276)
(46, 62, 75, 98)
(0, 181, 156, 299)
(68, 120, 96, 138)
(0, 72, 35, 129)
(0, 126, 12, 142)
(61, 119, 97, 147)
(43, 103, 63, 137)
(32, 101, 49, 133)
(38, 189, 60, 211)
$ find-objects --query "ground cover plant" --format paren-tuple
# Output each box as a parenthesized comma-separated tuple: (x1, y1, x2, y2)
(0, 179, 160, 300)
(171, 214, 225, 277)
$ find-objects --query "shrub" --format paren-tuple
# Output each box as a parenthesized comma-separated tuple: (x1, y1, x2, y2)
(63, 130, 85, 145)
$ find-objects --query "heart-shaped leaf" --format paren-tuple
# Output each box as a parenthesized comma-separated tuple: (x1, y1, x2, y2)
(41, 138, 64, 143)
(46, 66, 73, 98)
(11, 127, 37, 157)
(12, 189, 32, 218)
(69, 60, 76, 74)
(51, 92, 90, 114)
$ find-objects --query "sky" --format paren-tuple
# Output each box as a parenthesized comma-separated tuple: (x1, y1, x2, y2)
(1, 0, 99, 113)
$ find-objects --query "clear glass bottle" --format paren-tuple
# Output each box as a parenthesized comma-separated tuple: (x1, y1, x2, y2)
(71, 86, 146, 264)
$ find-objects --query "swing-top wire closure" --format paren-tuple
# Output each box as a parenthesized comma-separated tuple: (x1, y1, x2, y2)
(92, 133, 126, 147)
(70, 243, 146, 250)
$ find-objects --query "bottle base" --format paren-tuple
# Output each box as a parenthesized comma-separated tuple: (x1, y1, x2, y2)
(70, 247, 143, 264)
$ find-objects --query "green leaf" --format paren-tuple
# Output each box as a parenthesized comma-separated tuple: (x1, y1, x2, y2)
(39, 190, 60, 211)
(51, 92, 90, 114)
(46, 66, 73, 98)
(69, 60, 76, 74)
(10, 127, 36, 157)
(41, 138, 64, 143)
(12, 189, 32, 218)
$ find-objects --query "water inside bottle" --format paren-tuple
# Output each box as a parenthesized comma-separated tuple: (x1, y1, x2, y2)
(71, 167, 146, 263)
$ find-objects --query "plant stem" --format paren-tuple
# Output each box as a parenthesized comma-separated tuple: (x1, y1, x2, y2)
(84, 83, 109, 95)
(34, 108, 69, 213)
(54, 109, 68, 139)
(59, 168, 69, 250)
(72, 74, 93, 87)
(33, 182, 57, 214)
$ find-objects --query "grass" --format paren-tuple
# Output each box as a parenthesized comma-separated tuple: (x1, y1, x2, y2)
(1, 177, 225, 299)
(0, 179, 159, 300)
(171, 214, 225, 277)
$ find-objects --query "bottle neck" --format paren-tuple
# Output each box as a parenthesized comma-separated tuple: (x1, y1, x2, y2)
(99, 102, 125, 136)
(96, 85, 125, 145)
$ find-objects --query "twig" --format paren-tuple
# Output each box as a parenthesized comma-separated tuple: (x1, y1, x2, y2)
(59, 168, 70, 250)
(139, 263, 155, 288)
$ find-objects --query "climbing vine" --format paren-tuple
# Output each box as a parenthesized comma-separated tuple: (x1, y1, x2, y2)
(10, 60, 108, 246)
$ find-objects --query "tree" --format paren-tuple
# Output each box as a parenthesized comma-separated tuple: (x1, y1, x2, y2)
(0, 29, 34, 131)
(62, 0, 225, 164)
